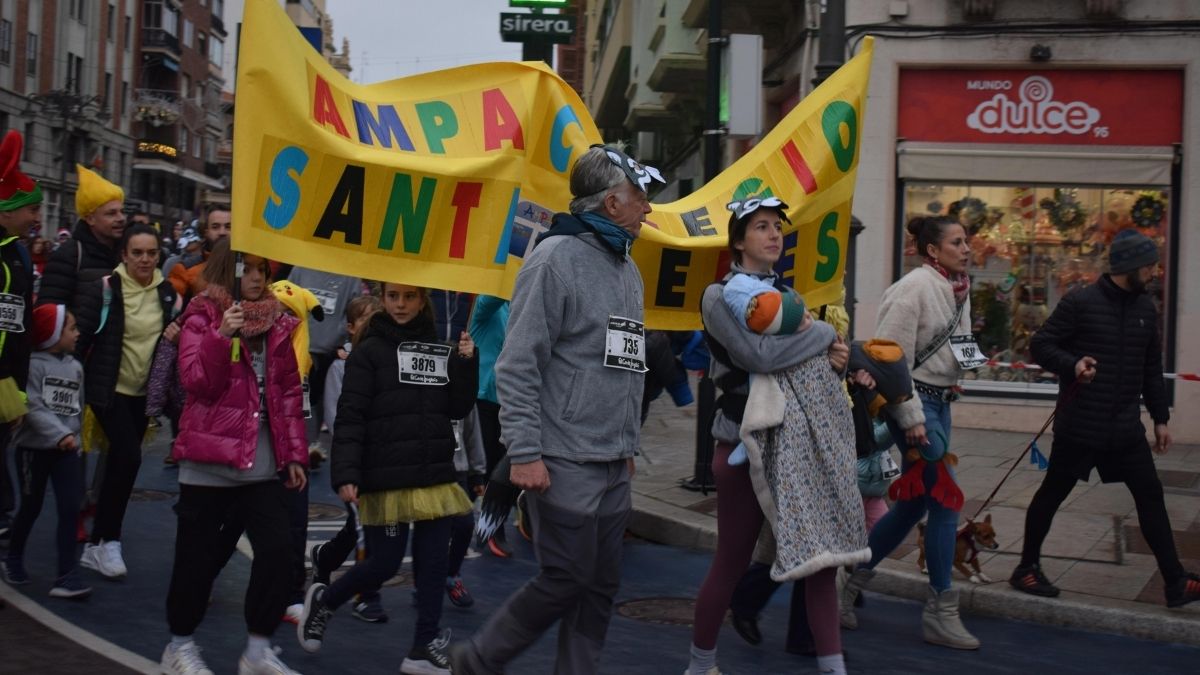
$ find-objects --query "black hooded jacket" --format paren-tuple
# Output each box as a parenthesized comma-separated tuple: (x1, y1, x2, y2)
(330, 310, 478, 493)
(37, 220, 121, 312)
(1031, 274, 1169, 451)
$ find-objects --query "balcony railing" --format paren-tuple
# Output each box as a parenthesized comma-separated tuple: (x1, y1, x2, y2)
(142, 28, 181, 57)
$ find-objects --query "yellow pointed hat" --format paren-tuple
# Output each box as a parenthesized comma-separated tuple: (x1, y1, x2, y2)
(75, 164, 124, 217)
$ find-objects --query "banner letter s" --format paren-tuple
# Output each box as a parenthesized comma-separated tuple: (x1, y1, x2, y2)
(263, 146, 310, 230)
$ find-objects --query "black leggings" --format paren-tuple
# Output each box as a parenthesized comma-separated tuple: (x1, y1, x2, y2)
(93, 394, 149, 543)
(1021, 466, 1184, 584)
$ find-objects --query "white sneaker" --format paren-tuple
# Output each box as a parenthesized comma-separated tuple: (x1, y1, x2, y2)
(79, 543, 102, 575)
(238, 646, 302, 675)
(282, 603, 303, 625)
(96, 540, 128, 578)
(161, 641, 215, 675)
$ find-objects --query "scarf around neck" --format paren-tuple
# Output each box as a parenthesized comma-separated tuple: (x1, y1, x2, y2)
(577, 211, 635, 257)
(925, 258, 970, 304)
(202, 285, 281, 338)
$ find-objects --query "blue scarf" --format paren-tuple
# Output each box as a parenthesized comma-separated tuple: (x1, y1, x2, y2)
(578, 211, 635, 257)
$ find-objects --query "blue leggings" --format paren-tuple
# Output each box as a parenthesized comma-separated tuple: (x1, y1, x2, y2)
(864, 393, 960, 592)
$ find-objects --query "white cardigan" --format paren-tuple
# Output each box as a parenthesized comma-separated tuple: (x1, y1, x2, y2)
(875, 265, 971, 429)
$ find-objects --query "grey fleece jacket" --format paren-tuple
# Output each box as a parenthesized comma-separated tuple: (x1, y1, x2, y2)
(496, 231, 644, 464)
(14, 351, 84, 449)
(701, 277, 837, 445)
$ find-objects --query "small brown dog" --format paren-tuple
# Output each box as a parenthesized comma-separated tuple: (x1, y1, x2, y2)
(916, 514, 1000, 583)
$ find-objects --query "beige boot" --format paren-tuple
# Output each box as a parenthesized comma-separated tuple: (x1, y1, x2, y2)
(922, 586, 980, 650)
(839, 568, 875, 630)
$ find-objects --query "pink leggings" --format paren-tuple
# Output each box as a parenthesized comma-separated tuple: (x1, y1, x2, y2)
(691, 442, 841, 656)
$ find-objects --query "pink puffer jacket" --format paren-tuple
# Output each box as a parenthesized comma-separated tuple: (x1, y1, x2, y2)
(173, 296, 308, 471)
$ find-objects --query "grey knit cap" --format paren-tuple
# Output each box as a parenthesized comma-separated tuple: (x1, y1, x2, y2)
(1109, 229, 1158, 275)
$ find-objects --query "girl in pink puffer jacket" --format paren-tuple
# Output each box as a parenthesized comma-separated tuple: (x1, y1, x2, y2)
(160, 238, 308, 675)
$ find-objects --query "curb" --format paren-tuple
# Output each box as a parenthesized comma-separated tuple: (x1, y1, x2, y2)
(0, 582, 159, 673)
(627, 497, 1200, 647)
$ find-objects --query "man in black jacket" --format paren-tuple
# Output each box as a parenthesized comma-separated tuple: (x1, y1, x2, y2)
(1011, 230, 1198, 608)
(36, 164, 125, 312)
(0, 130, 41, 536)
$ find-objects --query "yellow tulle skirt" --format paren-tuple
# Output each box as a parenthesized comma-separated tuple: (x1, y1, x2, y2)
(0, 377, 27, 423)
(358, 483, 472, 526)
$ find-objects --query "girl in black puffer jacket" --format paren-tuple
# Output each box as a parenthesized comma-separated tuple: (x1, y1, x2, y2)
(299, 282, 477, 674)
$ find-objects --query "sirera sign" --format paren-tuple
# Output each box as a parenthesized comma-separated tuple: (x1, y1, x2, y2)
(500, 12, 577, 44)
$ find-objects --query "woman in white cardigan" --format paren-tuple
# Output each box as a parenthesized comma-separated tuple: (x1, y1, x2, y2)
(840, 215, 982, 650)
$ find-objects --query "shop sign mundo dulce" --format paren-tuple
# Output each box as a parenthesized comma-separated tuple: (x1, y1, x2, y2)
(898, 69, 1182, 146)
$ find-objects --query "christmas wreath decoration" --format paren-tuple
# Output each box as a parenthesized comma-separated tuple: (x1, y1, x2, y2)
(951, 197, 989, 234)
(1039, 188, 1086, 232)
(1130, 193, 1165, 229)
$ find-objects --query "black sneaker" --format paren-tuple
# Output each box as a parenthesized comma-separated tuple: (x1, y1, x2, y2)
(730, 614, 761, 646)
(1009, 563, 1061, 597)
(352, 594, 389, 623)
(310, 543, 330, 586)
(298, 583, 334, 653)
(1, 558, 29, 585)
(49, 573, 93, 599)
(1166, 572, 1200, 608)
(400, 628, 451, 674)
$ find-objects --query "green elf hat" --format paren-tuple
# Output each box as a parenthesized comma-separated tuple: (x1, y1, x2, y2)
(0, 131, 42, 212)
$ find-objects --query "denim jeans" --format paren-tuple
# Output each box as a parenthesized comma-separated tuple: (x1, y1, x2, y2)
(865, 392, 960, 592)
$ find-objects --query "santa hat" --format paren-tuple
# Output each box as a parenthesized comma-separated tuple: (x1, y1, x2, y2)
(0, 131, 43, 212)
(32, 304, 67, 351)
(75, 164, 124, 218)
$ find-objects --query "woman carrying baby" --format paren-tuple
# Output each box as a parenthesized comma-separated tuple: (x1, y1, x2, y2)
(685, 196, 869, 675)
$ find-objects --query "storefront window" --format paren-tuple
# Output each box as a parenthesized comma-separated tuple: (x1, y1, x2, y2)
(902, 183, 1170, 391)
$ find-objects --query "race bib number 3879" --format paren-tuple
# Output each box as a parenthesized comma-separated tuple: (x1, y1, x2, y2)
(397, 342, 452, 385)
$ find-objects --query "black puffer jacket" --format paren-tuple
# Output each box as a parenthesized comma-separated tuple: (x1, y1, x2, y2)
(36, 221, 121, 312)
(1031, 274, 1169, 450)
(74, 270, 179, 409)
(0, 232, 33, 388)
(331, 310, 478, 493)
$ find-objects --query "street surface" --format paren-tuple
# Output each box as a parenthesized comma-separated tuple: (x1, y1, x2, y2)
(1, 430, 1197, 674)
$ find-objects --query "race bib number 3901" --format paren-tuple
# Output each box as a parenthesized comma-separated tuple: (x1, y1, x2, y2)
(604, 316, 648, 373)
(397, 342, 452, 385)
(43, 376, 81, 416)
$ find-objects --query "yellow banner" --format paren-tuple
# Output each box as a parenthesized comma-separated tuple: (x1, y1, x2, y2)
(233, 0, 873, 329)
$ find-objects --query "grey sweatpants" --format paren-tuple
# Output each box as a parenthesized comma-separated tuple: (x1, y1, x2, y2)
(470, 455, 631, 675)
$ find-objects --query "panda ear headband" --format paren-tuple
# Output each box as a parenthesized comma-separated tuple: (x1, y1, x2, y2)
(726, 195, 791, 222)
(592, 144, 665, 194)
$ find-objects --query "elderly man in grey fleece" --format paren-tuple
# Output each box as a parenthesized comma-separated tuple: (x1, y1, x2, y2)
(450, 144, 660, 675)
